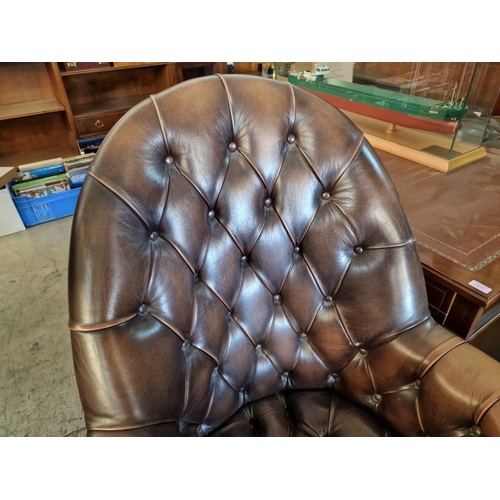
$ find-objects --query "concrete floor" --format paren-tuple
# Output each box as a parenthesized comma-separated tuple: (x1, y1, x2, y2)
(0, 216, 86, 436)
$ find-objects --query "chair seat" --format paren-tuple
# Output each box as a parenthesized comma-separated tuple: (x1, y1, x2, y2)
(209, 390, 396, 437)
(87, 390, 396, 437)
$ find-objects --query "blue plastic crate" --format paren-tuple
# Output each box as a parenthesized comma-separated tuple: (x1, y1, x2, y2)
(9, 182, 81, 227)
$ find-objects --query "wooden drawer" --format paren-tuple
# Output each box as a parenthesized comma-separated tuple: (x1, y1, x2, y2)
(75, 111, 125, 137)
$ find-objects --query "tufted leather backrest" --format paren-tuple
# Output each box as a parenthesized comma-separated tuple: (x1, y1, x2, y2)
(69, 74, 429, 435)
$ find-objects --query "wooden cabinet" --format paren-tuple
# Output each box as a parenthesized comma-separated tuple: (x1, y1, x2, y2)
(59, 62, 229, 139)
(0, 62, 229, 166)
(59, 63, 172, 139)
(0, 62, 80, 166)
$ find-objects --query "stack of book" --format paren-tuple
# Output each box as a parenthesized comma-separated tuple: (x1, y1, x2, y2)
(12, 153, 95, 198)
(14, 159, 70, 199)
(64, 153, 94, 188)
(13, 174, 70, 199)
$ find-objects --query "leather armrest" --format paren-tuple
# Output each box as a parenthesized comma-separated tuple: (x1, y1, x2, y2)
(336, 318, 500, 436)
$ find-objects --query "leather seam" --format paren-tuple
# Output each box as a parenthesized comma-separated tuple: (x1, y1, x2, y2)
(476, 394, 500, 425)
(150, 94, 170, 155)
(70, 312, 138, 332)
(216, 74, 235, 139)
(87, 172, 149, 230)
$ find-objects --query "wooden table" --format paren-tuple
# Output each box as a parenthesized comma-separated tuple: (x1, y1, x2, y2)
(378, 150, 500, 361)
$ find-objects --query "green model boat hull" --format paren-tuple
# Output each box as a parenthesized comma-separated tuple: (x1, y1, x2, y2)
(288, 75, 466, 122)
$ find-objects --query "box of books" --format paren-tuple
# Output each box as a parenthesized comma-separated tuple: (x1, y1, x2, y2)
(8, 158, 87, 227)
(9, 181, 82, 227)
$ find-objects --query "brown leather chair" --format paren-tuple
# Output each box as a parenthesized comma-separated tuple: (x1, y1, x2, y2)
(68, 74, 500, 437)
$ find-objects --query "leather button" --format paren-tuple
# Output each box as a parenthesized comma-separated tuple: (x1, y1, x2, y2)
(332, 373, 339, 379)
(213, 367, 218, 374)
(325, 296, 333, 302)
(359, 348, 367, 356)
(373, 393, 381, 403)
(241, 255, 247, 262)
(470, 425, 481, 436)
(300, 332, 307, 338)
(150, 231, 158, 241)
(287, 134, 296, 144)
(193, 273, 199, 282)
(283, 372, 289, 377)
(264, 198, 272, 208)
(354, 246, 364, 254)
(138, 304, 148, 314)
(414, 379, 421, 388)
(182, 340, 190, 349)
(228, 142, 237, 152)
(293, 246, 300, 254)
(255, 344, 262, 350)
(165, 156, 174, 165)
(273, 294, 281, 303)
(208, 210, 215, 219)
(322, 192, 330, 200)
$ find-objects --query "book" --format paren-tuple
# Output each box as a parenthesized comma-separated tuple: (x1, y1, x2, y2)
(13, 164, 66, 183)
(62, 153, 95, 164)
(63, 155, 94, 171)
(18, 157, 63, 172)
(15, 181, 70, 199)
(67, 166, 89, 188)
(13, 174, 69, 198)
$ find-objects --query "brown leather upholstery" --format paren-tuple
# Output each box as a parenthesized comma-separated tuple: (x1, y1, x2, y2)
(68, 74, 500, 437)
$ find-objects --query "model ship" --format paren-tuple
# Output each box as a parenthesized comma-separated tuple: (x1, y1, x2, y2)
(288, 67, 468, 134)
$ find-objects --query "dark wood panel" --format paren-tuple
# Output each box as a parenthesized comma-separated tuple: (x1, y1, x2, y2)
(233, 63, 260, 74)
(63, 66, 167, 108)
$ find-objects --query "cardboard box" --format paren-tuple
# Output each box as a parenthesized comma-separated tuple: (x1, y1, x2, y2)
(0, 167, 26, 237)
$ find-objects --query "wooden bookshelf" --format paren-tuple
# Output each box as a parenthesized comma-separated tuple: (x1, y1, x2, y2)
(0, 98, 65, 121)
(0, 62, 238, 165)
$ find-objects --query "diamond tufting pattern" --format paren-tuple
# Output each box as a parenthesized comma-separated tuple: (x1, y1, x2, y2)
(69, 75, 500, 436)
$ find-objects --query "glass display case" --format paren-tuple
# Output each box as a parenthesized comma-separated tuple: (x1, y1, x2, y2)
(278, 62, 500, 171)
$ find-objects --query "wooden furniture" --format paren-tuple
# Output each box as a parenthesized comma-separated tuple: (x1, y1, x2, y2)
(0, 62, 229, 166)
(0, 62, 80, 166)
(379, 150, 500, 361)
(59, 62, 227, 139)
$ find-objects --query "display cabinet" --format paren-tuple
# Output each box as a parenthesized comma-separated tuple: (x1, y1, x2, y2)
(283, 62, 500, 172)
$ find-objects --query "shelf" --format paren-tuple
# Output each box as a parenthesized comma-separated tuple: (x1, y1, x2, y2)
(71, 95, 151, 118)
(0, 143, 80, 168)
(0, 99, 65, 121)
(60, 63, 169, 77)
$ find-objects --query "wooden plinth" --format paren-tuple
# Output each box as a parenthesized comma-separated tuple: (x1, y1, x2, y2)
(343, 111, 487, 172)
